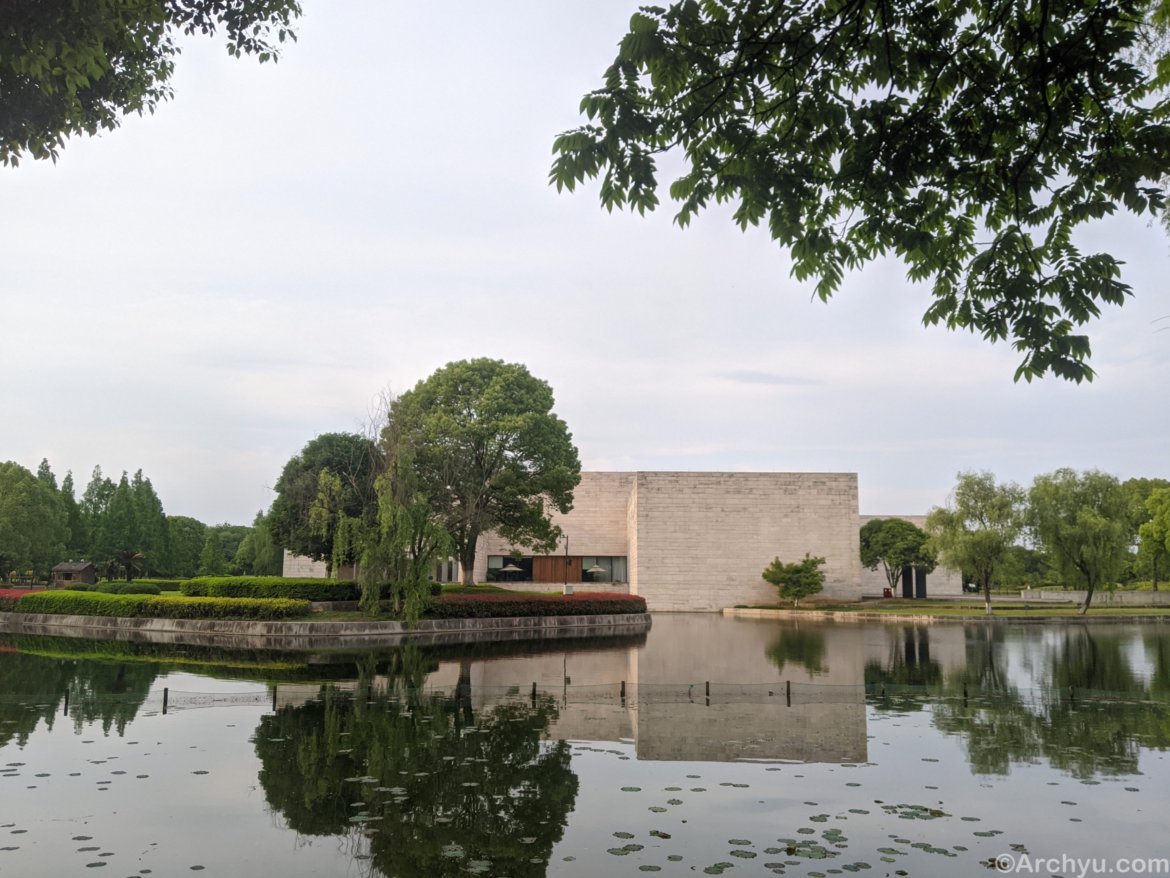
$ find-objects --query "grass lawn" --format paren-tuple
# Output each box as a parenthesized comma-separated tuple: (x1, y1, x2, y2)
(747, 599, 1170, 618)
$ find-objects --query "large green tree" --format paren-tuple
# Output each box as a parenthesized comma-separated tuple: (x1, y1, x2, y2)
(79, 465, 115, 555)
(129, 469, 169, 574)
(197, 531, 228, 576)
(1139, 487, 1170, 589)
(0, 461, 68, 580)
(387, 359, 581, 587)
(926, 472, 1025, 615)
(268, 432, 380, 575)
(1, 0, 301, 166)
(166, 514, 208, 578)
(59, 471, 87, 558)
(551, 0, 1170, 382)
(231, 511, 281, 576)
(1122, 478, 1170, 587)
(1028, 469, 1131, 613)
(860, 518, 937, 592)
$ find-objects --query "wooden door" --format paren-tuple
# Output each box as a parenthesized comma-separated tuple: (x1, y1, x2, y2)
(533, 555, 582, 583)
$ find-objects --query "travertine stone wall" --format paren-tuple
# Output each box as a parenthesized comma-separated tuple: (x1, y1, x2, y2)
(467, 471, 862, 609)
(858, 514, 964, 596)
(282, 549, 327, 578)
(473, 472, 635, 583)
(629, 472, 861, 611)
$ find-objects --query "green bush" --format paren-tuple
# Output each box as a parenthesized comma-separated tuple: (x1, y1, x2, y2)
(60, 583, 94, 591)
(17, 591, 152, 616)
(133, 578, 183, 591)
(15, 590, 310, 620)
(181, 576, 359, 601)
(95, 582, 161, 595)
(144, 595, 310, 620)
(425, 593, 647, 619)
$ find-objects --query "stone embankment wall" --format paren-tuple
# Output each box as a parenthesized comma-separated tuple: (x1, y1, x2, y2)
(1020, 589, 1170, 606)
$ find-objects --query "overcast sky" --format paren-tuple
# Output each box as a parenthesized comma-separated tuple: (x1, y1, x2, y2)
(3, 1, 1168, 526)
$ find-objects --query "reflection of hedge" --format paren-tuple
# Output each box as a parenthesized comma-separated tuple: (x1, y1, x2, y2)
(425, 592, 647, 619)
(16, 590, 311, 620)
(181, 576, 359, 601)
(10, 634, 302, 672)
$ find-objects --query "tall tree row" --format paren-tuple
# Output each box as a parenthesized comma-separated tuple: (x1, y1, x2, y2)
(0, 458, 274, 581)
(927, 470, 1170, 614)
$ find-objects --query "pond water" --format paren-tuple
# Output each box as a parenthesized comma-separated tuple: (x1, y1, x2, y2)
(1, 615, 1168, 878)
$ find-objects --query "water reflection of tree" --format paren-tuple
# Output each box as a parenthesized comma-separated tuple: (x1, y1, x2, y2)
(864, 626, 942, 711)
(765, 627, 827, 677)
(254, 646, 578, 877)
(0, 637, 158, 744)
(932, 626, 1170, 778)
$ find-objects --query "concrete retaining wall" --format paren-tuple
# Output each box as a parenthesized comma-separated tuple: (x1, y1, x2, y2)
(1020, 589, 1170, 606)
(0, 612, 652, 650)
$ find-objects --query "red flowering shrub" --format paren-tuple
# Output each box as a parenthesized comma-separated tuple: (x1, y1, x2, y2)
(425, 592, 647, 619)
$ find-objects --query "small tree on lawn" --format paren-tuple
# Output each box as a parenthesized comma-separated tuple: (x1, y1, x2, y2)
(762, 553, 826, 607)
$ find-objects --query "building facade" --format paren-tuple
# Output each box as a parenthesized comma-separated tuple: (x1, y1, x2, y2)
(477, 471, 862, 611)
(284, 471, 961, 609)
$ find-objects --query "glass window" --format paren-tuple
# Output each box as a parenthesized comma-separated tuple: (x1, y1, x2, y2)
(582, 556, 627, 582)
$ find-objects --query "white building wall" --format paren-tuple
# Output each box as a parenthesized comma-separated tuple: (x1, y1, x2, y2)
(281, 549, 329, 578)
(474, 472, 635, 582)
(858, 514, 964, 596)
(630, 472, 861, 611)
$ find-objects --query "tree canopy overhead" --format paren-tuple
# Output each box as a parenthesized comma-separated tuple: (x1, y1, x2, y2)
(0, 0, 301, 166)
(551, 0, 1170, 382)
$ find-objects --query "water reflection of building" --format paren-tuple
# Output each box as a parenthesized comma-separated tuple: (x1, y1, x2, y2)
(423, 616, 870, 764)
(269, 622, 1000, 765)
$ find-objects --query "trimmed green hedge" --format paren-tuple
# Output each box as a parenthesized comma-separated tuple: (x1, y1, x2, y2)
(15, 590, 311, 620)
(133, 578, 184, 591)
(181, 576, 359, 601)
(425, 592, 647, 619)
(64, 582, 162, 595)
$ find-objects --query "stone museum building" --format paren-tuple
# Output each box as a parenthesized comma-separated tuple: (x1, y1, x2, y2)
(285, 471, 962, 610)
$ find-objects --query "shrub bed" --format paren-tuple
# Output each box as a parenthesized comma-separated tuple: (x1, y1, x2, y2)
(15, 590, 310, 620)
(425, 592, 647, 619)
(133, 578, 184, 591)
(64, 582, 162, 595)
(181, 576, 359, 601)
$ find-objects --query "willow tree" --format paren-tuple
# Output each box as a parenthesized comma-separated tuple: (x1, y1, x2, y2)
(926, 472, 1025, 616)
(268, 432, 380, 576)
(386, 359, 581, 587)
(1028, 469, 1131, 613)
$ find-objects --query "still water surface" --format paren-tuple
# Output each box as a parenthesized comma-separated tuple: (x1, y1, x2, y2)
(1, 615, 1168, 877)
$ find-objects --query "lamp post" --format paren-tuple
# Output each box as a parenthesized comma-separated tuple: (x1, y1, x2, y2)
(563, 533, 572, 596)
